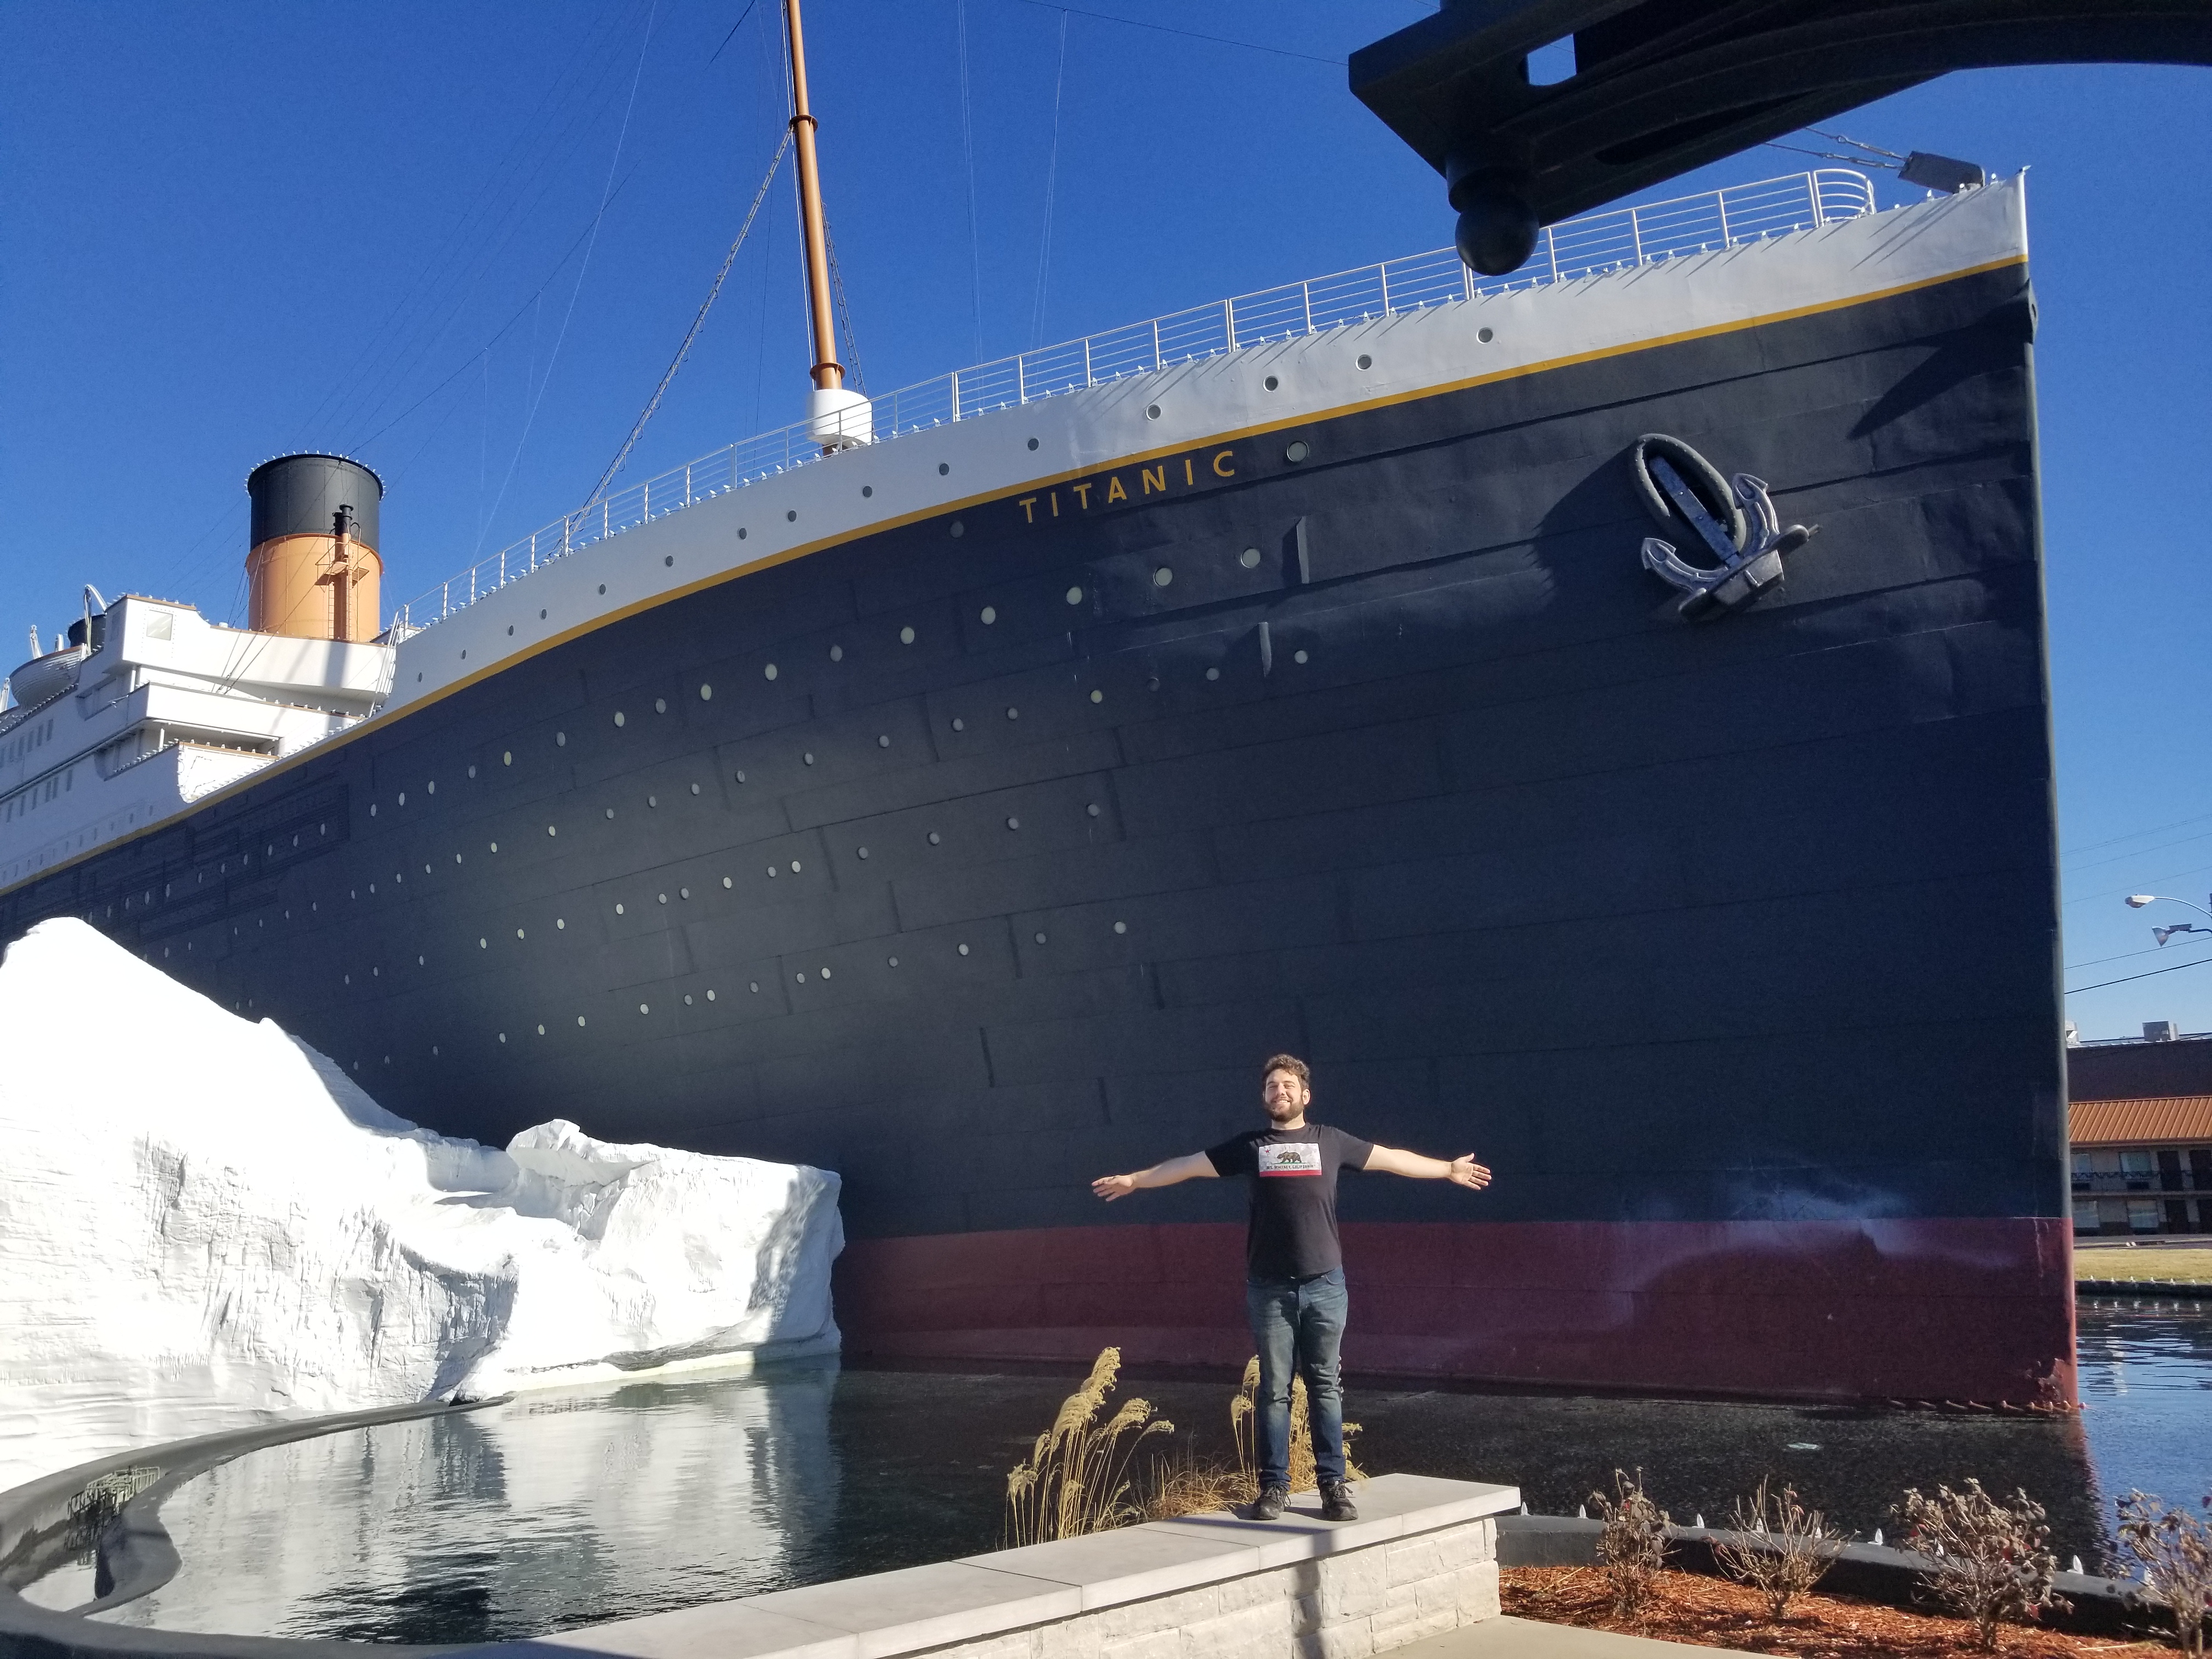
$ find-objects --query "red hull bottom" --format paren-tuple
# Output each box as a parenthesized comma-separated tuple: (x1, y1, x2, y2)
(836, 1218, 2078, 1406)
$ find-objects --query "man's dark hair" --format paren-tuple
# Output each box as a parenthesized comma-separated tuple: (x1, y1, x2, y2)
(1262, 1053, 1311, 1089)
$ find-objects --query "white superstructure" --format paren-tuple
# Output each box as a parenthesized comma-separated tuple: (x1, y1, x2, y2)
(0, 595, 392, 888)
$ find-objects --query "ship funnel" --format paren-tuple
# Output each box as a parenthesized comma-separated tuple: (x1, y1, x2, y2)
(245, 453, 385, 641)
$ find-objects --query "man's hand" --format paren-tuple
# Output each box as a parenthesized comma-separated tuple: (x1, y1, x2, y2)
(1091, 1153, 1216, 1201)
(1092, 1172, 1141, 1202)
(1447, 1155, 1492, 1192)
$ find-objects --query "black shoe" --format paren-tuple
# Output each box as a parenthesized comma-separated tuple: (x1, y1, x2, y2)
(1321, 1480, 1358, 1521)
(1250, 1485, 1287, 1521)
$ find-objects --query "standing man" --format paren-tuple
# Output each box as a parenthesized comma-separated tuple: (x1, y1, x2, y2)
(1090, 1053, 1492, 1523)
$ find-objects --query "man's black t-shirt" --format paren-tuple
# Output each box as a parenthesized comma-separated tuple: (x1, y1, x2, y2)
(1205, 1122, 1374, 1281)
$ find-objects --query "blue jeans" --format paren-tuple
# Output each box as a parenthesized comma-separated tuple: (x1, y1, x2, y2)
(1245, 1267, 1348, 1489)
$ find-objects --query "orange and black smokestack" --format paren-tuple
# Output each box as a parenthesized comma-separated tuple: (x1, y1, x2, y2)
(244, 453, 385, 641)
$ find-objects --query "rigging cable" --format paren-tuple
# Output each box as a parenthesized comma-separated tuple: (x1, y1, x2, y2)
(999, 0, 1343, 66)
(1029, 8, 1069, 349)
(824, 216, 867, 391)
(584, 131, 794, 510)
(475, 0, 662, 556)
(956, 0, 987, 360)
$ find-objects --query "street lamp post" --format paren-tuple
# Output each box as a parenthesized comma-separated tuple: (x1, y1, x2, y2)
(2125, 893, 2212, 946)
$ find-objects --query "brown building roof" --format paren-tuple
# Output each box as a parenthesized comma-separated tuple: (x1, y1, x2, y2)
(2070, 1096, 2212, 1148)
(2070, 1036, 2212, 1101)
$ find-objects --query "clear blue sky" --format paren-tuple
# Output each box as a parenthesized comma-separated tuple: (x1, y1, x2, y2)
(2, 2, 2207, 1039)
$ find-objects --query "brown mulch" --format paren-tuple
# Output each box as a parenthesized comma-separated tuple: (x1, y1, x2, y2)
(1500, 1566, 2174, 1658)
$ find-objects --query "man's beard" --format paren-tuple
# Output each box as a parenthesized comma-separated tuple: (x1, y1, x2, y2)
(1266, 1099, 1304, 1122)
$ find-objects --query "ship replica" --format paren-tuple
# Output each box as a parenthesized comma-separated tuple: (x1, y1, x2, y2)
(0, 2, 2067, 1405)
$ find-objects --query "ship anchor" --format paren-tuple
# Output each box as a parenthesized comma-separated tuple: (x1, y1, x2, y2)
(1630, 433, 1815, 621)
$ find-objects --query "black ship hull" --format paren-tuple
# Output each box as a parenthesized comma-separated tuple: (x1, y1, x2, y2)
(9, 216, 2070, 1403)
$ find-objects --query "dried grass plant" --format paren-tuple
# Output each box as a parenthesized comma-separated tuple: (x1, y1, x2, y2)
(1003, 1347, 1175, 1546)
(2113, 1490, 2212, 1657)
(1591, 1468, 1673, 1623)
(1711, 1477, 1849, 1621)
(1897, 1479, 2067, 1651)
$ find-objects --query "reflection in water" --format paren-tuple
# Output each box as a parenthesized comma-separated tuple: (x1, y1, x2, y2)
(54, 1303, 2212, 1643)
(96, 1360, 838, 1643)
(2078, 1297, 2212, 1534)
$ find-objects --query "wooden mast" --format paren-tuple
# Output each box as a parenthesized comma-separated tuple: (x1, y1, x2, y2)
(784, 0, 842, 393)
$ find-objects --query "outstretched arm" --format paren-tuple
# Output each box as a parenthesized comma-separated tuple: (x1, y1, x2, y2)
(1092, 1152, 1218, 1202)
(1364, 1146, 1492, 1190)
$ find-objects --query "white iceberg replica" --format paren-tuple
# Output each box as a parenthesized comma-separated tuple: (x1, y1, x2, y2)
(0, 917, 842, 1494)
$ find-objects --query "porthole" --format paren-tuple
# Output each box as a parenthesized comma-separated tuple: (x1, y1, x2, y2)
(427, 781, 436, 795)
(690, 782, 701, 795)
(547, 824, 557, 836)
(664, 555, 673, 567)
(888, 955, 900, 967)
(577, 1016, 586, 1028)
(958, 943, 970, 956)
(606, 808, 616, 820)
(857, 847, 870, 859)
(699, 684, 712, 699)
(1087, 803, 1101, 817)
(764, 663, 778, 680)
(680, 887, 690, 899)
(1239, 547, 1261, 569)
(790, 860, 802, 873)
(370, 803, 377, 817)
(877, 734, 890, 748)
(735, 769, 747, 783)
(938, 462, 951, 476)
(1206, 667, 1220, 681)
(557, 731, 567, 746)
(460, 651, 467, 661)
(1358, 353, 1373, 369)
(540, 609, 548, 619)
(950, 521, 964, 538)
(928, 831, 941, 845)
(795, 972, 806, 984)
(648, 795, 658, 807)
(899, 625, 916, 645)
(517, 928, 526, 939)
(1479, 327, 1494, 343)
(640, 1003, 650, 1014)
(658, 893, 668, 905)
(1066, 585, 1084, 605)
(614, 711, 626, 726)
(1146, 403, 1161, 419)
(656, 697, 666, 713)
(1034, 932, 1048, 945)
(507, 625, 514, 635)
(684, 994, 694, 1006)
(537, 1024, 546, 1036)
(1090, 689, 1103, 703)
(1152, 567, 1173, 588)
(479, 938, 488, 949)
(503, 751, 513, 765)
(706, 989, 716, 1001)
(1295, 649, 1310, 664)
(557, 918, 566, 929)
(750, 981, 760, 992)
(489, 841, 499, 853)
(616, 903, 625, 915)
(952, 718, 965, 732)
(1265, 375, 1279, 391)
(768, 865, 778, 877)
(803, 752, 815, 765)
(417, 955, 425, 966)
(820, 967, 832, 980)
(469, 764, 478, 778)
(598, 584, 606, 595)
(721, 876, 733, 889)
(1114, 920, 1128, 934)
(980, 605, 997, 625)
(830, 645, 844, 662)
(1006, 816, 1020, 830)
(1026, 437, 1039, 450)
(862, 485, 873, 498)
(738, 528, 748, 540)
(1285, 441, 1311, 463)
(786, 509, 797, 522)
(499, 1033, 507, 1043)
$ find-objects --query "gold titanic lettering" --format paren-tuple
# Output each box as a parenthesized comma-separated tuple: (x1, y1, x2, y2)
(1141, 465, 1166, 494)
(1105, 476, 1127, 504)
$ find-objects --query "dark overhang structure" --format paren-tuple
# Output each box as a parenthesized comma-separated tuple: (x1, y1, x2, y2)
(1352, 0, 2212, 272)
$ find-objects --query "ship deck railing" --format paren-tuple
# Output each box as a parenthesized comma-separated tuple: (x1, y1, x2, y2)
(396, 168, 1875, 633)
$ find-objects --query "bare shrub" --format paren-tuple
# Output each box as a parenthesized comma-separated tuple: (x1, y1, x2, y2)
(1004, 1347, 1175, 1545)
(1711, 1477, 1849, 1621)
(1228, 1356, 1363, 1495)
(1138, 1446, 1249, 1521)
(1590, 1468, 1672, 1623)
(1896, 1479, 2068, 1651)
(2114, 1491, 2212, 1657)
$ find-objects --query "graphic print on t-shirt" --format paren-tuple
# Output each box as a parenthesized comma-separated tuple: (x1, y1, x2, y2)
(1256, 1141, 1324, 1176)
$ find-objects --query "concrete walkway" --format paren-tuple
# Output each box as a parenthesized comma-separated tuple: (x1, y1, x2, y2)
(1385, 1615, 1752, 1657)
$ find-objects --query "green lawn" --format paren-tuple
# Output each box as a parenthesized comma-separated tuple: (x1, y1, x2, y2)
(2075, 1247, 2212, 1283)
